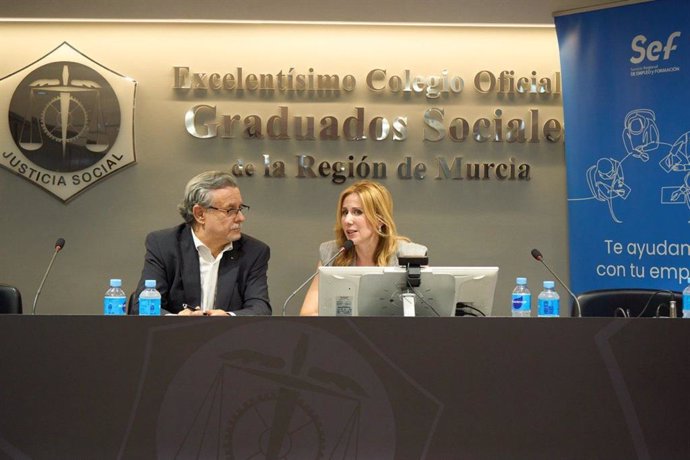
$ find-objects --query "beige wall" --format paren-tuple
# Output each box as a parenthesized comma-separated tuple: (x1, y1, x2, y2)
(0, 22, 570, 316)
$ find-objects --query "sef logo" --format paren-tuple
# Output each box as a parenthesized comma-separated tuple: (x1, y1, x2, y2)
(630, 31, 681, 64)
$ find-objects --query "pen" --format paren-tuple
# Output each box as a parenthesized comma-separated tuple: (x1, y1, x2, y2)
(182, 303, 201, 313)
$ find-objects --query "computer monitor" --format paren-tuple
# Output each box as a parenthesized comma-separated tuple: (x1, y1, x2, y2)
(317, 266, 499, 317)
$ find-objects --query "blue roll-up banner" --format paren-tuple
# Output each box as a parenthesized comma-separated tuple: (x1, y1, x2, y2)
(555, 0, 690, 294)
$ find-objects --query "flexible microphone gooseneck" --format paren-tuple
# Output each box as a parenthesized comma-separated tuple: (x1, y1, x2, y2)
(32, 238, 66, 315)
(531, 248, 582, 317)
(282, 240, 354, 316)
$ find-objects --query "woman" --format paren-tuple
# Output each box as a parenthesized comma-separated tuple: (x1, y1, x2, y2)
(299, 180, 427, 316)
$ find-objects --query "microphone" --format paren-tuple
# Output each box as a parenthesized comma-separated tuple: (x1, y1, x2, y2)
(32, 238, 66, 315)
(531, 248, 582, 317)
(282, 240, 354, 316)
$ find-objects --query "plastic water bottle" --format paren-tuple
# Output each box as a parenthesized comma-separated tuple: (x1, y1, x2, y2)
(683, 278, 690, 319)
(139, 279, 161, 316)
(104, 279, 127, 316)
(537, 281, 560, 317)
(511, 277, 531, 317)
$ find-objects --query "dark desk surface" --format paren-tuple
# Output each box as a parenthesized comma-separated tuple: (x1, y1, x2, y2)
(0, 316, 687, 460)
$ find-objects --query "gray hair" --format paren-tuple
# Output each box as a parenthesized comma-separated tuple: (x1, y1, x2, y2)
(178, 171, 238, 224)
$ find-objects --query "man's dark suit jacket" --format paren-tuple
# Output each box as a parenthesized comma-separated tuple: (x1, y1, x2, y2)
(131, 224, 271, 315)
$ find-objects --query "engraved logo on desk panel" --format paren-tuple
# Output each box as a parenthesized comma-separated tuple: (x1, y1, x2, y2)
(153, 321, 436, 459)
(0, 42, 136, 202)
(157, 323, 395, 459)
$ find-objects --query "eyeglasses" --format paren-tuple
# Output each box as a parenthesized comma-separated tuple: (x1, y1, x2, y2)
(207, 204, 250, 217)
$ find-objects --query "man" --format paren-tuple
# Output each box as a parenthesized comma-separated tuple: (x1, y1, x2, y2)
(132, 171, 271, 316)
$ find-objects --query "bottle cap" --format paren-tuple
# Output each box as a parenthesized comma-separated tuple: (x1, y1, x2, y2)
(144, 279, 156, 288)
(110, 279, 122, 288)
(543, 281, 555, 289)
(516, 277, 527, 285)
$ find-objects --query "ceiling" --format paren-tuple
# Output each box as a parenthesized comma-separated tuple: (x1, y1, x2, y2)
(2, 0, 649, 25)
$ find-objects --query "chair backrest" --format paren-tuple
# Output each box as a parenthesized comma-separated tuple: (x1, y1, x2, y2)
(0, 284, 23, 314)
(573, 288, 681, 317)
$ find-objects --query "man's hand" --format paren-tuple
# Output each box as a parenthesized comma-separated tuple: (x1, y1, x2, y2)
(178, 306, 230, 316)
(205, 309, 231, 316)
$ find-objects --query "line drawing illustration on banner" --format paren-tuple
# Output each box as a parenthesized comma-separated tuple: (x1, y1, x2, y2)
(570, 108, 690, 224)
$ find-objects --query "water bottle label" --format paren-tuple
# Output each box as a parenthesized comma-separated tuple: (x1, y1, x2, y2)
(512, 294, 531, 313)
(538, 299, 560, 317)
(683, 294, 690, 318)
(139, 298, 161, 316)
(104, 297, 126, 316)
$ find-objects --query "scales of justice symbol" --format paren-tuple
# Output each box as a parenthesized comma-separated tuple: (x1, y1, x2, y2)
(17, 63, 111, 158)
(172, 333, 374, 460)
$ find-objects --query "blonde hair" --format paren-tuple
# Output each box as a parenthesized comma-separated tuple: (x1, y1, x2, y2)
(333, 180, 407, 266)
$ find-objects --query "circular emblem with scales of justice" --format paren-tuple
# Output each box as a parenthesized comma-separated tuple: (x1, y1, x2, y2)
(9, 61, 120, 172)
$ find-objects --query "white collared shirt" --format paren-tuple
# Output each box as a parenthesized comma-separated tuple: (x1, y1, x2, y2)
(191, 229, 233, 312)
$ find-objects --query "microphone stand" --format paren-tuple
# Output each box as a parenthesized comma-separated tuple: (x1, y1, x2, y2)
(532, 249, 582, 317)
(32, 246, 62, 315)
(281, 272, 320, 317)
(282, 241, 353, 316)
